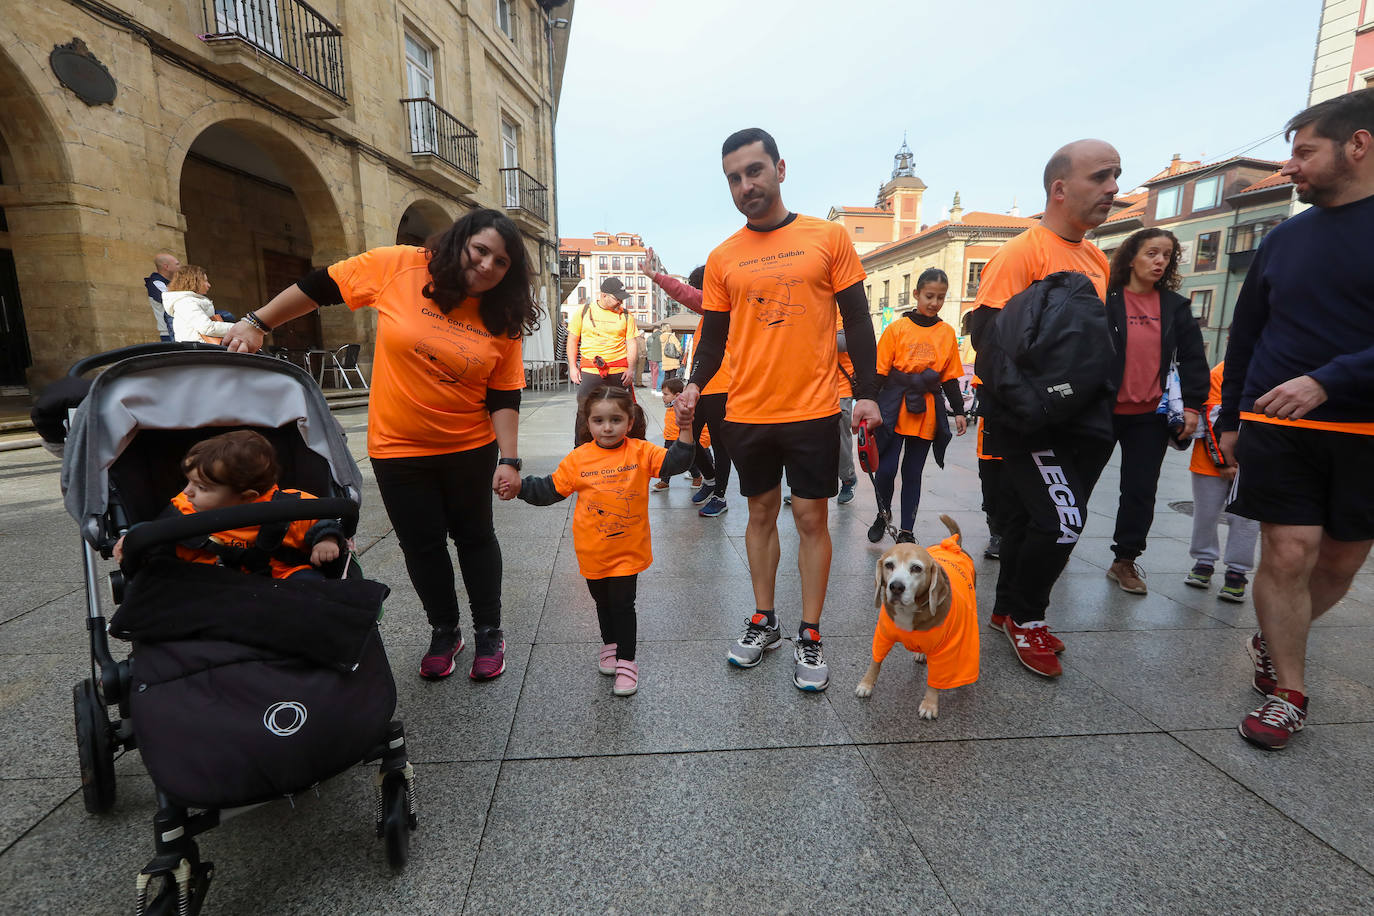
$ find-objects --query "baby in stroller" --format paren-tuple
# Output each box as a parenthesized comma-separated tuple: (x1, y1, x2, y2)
(112, 430, 345, 580)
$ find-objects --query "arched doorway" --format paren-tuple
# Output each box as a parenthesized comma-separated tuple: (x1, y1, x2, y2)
(396, 199, 451, 246)
(177, 120, 346, 355)
(0, 47, 78, 388)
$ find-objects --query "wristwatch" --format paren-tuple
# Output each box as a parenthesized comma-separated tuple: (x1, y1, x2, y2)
(498, 457, 522, 471)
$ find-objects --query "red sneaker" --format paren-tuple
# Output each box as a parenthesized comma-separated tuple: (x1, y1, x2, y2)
(469, 627, 506, 681)
(1003, 620, 1063, 678)
(1239, 688, 1308, 750)
(989, 614, 1065, 654)
(420, 627, 464, 680)
(1245, 632, 1277, 696)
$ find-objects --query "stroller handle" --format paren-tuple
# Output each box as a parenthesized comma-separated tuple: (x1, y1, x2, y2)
(119, 497, 360, 570)
(67, 342, 226, 377)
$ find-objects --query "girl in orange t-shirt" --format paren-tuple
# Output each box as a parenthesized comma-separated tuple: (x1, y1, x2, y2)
(502, 386, 695, 696)
(218, 209, 540, 684)
(867, 269, 968, 543)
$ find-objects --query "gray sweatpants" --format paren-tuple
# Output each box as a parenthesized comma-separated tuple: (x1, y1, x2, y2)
(838, 397, 856, 486)
(1189, 472, 1259, 573)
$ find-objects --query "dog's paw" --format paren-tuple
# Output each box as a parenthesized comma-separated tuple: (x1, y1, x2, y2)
(913, 652, 926, 664)
(855, 682, 874, 698)
(918, 699, 938, 720)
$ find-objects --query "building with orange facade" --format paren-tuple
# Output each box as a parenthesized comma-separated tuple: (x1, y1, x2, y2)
(558, 232, 671, 329)
(827, 140, 926, 255)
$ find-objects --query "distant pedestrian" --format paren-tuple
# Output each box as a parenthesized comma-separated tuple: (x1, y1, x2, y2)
(163, 266, 234, 343)
(1102, 227, 1208, 594)
(1218, 89, 1374, 751)
(568, 278, 639, 445)
(835, 315, 858, 505)
(645, 320, 663, 393)
(658, 325, 682, 384)
(867, 267, 968, 544)
(1184, 360, 1258, 601)
(144, 251, 179, 341)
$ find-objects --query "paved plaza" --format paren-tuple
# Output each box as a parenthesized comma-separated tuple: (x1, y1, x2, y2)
(1, 388, 1371, 914)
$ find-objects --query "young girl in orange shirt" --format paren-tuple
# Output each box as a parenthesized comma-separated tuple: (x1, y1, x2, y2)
(868, 268, 968, 543)
(500, 385, 694, 696)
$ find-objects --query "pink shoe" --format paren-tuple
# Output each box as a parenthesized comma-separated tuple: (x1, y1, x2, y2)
(598, 643, 617, 675)
(613, 660, 639, 696)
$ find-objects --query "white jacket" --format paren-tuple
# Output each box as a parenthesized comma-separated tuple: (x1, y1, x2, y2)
(163, 290, 234, 342)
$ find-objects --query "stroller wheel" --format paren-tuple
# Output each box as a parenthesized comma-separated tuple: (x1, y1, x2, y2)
(380, 772, 411, 872)
(73, 678, 116, 814)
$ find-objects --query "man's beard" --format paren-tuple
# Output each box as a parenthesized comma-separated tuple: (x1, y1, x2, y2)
(1298, 145, 1353, 206)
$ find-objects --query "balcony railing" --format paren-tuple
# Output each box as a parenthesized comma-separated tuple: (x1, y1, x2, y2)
(202, 0, 346, 99)
(402, 98, 479, 182)
(558, 255, 582, 280)
(966, 281, 980, 298)
(897, 291, 909, 307)
(878, 296, 889, 309)
(500, 167, 548, 223)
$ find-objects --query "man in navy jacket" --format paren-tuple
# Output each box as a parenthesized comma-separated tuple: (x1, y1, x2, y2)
(1219, 88, 1374, 751)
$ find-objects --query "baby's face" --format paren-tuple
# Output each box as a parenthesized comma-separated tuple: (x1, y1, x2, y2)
(183, 469, 251, 512)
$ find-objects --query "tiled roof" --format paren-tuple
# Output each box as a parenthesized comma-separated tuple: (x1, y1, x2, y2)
(834, 206, 891, 215)
(1142, 155, 1282, 186)
(861, 211, 1036, 261)
(1100, 192, 1148, 225)
(560, 235, 645, 253)
(1232, 170, 1293, 195)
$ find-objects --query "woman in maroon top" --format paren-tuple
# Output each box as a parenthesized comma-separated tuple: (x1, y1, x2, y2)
(1103, 228, 1209, 594)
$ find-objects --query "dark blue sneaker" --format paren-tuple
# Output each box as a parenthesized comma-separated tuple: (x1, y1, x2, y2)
(692, 482, 714, 504)
(699, 496, 728, 517)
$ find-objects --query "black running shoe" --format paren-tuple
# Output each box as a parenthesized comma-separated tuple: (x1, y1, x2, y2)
(867, 513, 886, 543)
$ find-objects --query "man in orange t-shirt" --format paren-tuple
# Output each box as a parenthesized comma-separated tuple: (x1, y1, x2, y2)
(963, 139, 1121, 681)
(678, 127, 881, 693)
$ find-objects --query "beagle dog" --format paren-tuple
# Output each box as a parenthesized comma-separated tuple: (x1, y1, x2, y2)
(856, 514, 979, 719)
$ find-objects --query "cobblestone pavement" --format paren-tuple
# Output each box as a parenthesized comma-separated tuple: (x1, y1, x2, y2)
(1, 390, 1371, 914)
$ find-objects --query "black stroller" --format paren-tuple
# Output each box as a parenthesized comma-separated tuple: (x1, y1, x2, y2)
(43, 344, 416, 915)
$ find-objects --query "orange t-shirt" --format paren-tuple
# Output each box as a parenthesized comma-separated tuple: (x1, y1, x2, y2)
(550, 438, 668, 579)
(170, 486, 326, 579)
(693, 316, 732, 396)
(871, 536, 979, 690)
(703, 215, 866, 424)
(1190, 362, 1226, 476)
(973, 224, 1109, 310)
(328, 246, 525, 459)
(1239, 412, 1374, 436)
(876, 316, 963, 439)
(570, 302, 637, 364)
(663, 405, 710, 447)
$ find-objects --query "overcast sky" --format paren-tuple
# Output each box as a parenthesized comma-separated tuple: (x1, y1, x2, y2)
(553, 0, 1317, 272)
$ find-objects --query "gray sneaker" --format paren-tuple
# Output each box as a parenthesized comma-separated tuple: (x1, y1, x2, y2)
(793, 627, 829, 692)
(728, 613, 781, 668)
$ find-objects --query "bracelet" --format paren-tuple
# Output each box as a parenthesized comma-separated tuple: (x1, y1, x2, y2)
(244, 311, 271, 333)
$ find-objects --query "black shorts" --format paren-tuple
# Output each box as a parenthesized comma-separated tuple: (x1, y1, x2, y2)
(722, 414, 840, 499)
(1231, 420, 1374, 541)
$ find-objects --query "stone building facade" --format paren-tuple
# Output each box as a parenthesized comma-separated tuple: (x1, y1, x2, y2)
(0, 0, 573, 389)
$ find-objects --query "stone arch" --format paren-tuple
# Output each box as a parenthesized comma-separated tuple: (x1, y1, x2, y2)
(0, 44, 84, 385)
(165, 105, 350, 264)
(395, 196, 454, 245)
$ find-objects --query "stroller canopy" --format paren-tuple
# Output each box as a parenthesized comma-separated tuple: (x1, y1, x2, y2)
(61, 351, 362, 538)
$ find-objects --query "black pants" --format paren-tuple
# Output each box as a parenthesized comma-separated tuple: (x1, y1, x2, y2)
(574, 371, 629, 445)
(587, 574, 637, 660)
(994, 433, 1113, 624)
(694, 392, 731, 498)
(371, 443, 502, 632)
(1110, 412, 1171, 561)
(979, 457, 1003, 536)
(874, 433, 931, 532)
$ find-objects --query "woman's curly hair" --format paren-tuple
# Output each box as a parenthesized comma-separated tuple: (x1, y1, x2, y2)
(1108, 228, 1182, 292)
(423, 208, 543, 338)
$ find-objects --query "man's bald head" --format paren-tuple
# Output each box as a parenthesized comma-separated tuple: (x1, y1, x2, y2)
(1043, 140, 1117, 195)
(1041, 139, 1121, 240)
(154, 252, 180, 275)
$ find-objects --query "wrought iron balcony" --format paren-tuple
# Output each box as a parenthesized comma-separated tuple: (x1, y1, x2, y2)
(402, 98, 479, 182)
(897, 291, 909, 307)
(500, 167, 548, 223)
(878, 296, 889, 309)
(201, 0, 346, 100)
(558, 255, 582, 280)
(966, 281, 980, 298)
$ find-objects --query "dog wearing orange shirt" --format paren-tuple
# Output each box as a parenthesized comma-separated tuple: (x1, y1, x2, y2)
(856, 515, 980, 720)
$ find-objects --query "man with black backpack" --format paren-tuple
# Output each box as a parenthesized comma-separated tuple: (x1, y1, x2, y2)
(568, 277, 639, 444)
(966, 138, 1121, 679)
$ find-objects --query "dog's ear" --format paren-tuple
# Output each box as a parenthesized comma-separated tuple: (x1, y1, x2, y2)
(926, 562, 952, 617)
(874, 556, 885, 610)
